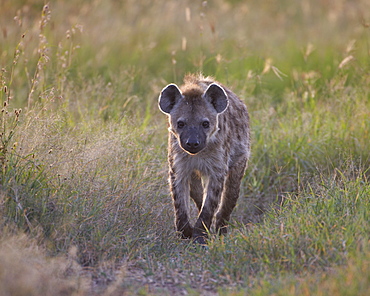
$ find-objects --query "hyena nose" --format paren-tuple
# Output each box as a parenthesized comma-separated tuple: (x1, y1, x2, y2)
(186, 138, 200, 149)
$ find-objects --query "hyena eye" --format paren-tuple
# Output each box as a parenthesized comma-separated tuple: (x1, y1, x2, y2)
(202, 120, 210, 128)
(177, 121, 185, 129)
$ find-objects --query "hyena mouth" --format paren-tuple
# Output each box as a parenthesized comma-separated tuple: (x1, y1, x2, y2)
(183, 146, 203, 155)
(181, 138, 205, 155)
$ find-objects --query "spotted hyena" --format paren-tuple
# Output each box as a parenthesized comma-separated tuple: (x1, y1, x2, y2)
(158, 74, 250, 244)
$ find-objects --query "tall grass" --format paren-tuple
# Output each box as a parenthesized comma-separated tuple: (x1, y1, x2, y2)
(0, 0, 369, 295)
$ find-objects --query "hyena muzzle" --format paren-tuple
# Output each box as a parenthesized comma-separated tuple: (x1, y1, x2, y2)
(158, 74, 250, 244)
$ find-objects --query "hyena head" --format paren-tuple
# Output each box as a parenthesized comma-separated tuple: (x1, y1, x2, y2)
(159, 82, 229, 155)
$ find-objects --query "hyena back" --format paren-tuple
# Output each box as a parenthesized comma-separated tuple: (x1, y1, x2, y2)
(159, 74, 250, 244)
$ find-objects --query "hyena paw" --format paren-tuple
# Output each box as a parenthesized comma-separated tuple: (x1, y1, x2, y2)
(193, 234, 207, 246)
(216, 224, 228, 235)
(177, 225, 193, 239)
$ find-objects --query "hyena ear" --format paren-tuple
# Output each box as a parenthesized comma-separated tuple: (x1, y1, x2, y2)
(158, 84, 183, 114)
(203, 83, 229, 114)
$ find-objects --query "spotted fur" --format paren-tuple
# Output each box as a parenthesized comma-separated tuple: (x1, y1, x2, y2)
(159, 74, 250, 244)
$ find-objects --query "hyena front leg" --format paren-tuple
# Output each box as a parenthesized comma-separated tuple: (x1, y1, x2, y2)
(216, 157, 247, 235)
(169, 170, 193, 239)
(193, 175, 225, 243)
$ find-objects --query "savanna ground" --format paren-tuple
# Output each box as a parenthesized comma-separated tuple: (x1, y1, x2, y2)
(0, 0, 369, 295)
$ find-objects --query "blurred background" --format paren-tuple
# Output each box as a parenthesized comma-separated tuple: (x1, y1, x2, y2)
(1, 0, 369, 109)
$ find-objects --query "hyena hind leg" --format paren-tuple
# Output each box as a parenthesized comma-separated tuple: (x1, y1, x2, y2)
(190, 171, 203, 211)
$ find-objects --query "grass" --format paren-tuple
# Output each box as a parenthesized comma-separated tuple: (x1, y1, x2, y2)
(0, 0, 369, 295)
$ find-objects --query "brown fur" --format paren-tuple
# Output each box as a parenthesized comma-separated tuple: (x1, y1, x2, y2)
(159, 74, 250, 244)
